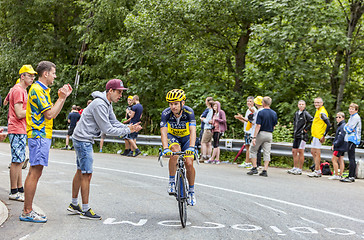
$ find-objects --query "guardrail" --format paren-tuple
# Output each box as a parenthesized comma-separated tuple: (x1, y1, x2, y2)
(51, 130, 364, 161)
(2, 127, 364, 161)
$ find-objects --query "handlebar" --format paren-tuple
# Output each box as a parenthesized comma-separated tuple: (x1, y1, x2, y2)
(158, 148, 200, 167)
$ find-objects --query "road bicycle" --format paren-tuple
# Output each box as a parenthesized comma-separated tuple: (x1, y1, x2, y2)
(158, 148, 199, 228)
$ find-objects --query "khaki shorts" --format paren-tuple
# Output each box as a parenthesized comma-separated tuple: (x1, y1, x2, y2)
(201, 129, 213, 143)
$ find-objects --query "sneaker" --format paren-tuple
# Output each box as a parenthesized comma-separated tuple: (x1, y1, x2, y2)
(287, 168, 296, 174)
(67, 203, 82, 214)
(167, 182, 176, 195)
(188, 192, 196, 206)
(204, 159, 214, 164)
(133, 149, 142, 157)
(292, 169, 302, 175)
(61, 146, 70, 150)
(247, 167, 258, 175)
(214, 160, 220, 165)
(18, 192, 25, 202)
(99, 149, 102, 153)
(19, 210, 47, 223)
(9, 192, 22, 201)
(238, 162, 247, 168)
(70, 146, 74, 150)
(120, 150, 130, 156)
(328, 175, 342, 180)
(245, 163, 253, 168)
(80, 208, 102, 220)
(259, 170, 268, 177)
(308, 171, 322, 178)
(22, 158, 29, 169)
(126, 151, 134, 157)
(340, 177, 355, 183)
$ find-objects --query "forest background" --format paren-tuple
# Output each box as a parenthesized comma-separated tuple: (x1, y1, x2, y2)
(1, 0, 364, 142)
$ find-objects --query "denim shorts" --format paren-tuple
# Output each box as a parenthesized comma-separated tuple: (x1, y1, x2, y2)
(244, 133, 252, 145)
(9, 134, 27, 163)
(125, 132, 139, 140)
(73, 139, 94, 174)
(28, 138, 52, 166)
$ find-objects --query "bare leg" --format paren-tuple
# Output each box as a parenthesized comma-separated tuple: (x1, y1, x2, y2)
(292, 149, 298, 168)
(206, 142, 212, 157)
(72, 170, 82, 199)
(80, 173, 92, 204)
(331, 155, 339, 175)
(65, 135, 70, 146)
(23, 165, 43, 213)
(10, 162, 22, 190)
(245, 145, 251, 163)
(168, 145, 180, 177)
(338, 156, 345, 176)
(185, 157, 195, 186)
(311, 148, 321, 171)
(298, 149, 305, 169)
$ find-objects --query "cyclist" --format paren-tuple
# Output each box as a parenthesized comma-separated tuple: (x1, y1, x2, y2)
(160, 89, 197, 206)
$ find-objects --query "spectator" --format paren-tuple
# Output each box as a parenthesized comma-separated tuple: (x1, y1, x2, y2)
(196, 97, 213, 157)
(205, 101, 227, 164)
(341, 103, 362, 183)
(247, 96, 278, 177)
(125, 95, 143, 157)
(62, 105, 81, 150)
(120, 96, 134, 156)
(99, 133, 106, 153)
(87, 99, 92, 106)
(8, 65, 36, 202)
(68, 79, 142, 220)
(329, 112, 347, 180)
(3, 78, 21, 106)
(77, 105, 83, 115)
(234, 96, 256, 168)
(20, 61, 72, 223)
(200, 98, 214, 161)
(308, 97, 331, 178)
(288, 100, 313, 175)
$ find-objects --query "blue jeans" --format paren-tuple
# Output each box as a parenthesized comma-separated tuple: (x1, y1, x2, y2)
(73, 139, 94, 174)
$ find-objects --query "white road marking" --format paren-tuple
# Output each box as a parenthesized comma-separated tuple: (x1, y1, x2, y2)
(191, 222, 225, 229)
(19, 234, 30, 240)
(255, 202, 287, 215)
(270, 226, 286, 236)
(300, 217, 326, 226)
(103, 218, 147, 226)
(49, 160, 364, 224)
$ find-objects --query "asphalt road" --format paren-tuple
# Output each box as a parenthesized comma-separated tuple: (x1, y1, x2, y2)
(0, 142, 364, 240)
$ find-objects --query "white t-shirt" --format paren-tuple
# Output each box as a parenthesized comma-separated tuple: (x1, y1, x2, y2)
(244, 106, 257, 134)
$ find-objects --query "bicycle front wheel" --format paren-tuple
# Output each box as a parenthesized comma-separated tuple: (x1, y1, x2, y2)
(176, 169, 187, 228)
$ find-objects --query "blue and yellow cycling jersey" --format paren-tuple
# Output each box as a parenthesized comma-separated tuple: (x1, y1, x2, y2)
(26, 81, 54, 139)
(160, 105, 196, 137)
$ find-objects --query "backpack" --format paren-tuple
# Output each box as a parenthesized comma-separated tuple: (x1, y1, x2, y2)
(320, 162, 332, 175)
(356, 160, 364, 179)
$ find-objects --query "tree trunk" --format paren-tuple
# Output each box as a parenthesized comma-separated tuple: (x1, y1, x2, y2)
(233, 23, 251, 93)
(336, 2, 364, 112)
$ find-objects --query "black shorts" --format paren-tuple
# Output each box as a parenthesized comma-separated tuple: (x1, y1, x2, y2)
(213, 132, 222, 148)
(333, 151, 345, 157)
(67, 126, 75, 136)
(292, 138, 306, 149)
(125, 132, 139, 140)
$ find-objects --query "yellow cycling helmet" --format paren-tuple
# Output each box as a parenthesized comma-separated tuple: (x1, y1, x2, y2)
(166, 89, 186, 102)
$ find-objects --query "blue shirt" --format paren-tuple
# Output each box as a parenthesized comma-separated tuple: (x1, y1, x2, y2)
(68, 111, 81, 128)
(256, 108, 278, 133)
(200, 108, 209, 129)
(160, 105, 196, 137)
(130, 103, 143, 124)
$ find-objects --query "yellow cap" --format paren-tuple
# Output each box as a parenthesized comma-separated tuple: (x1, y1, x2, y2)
(128, 96, 133, 99)
(16, 78, 20, 84)
(254, 96, 263, 105)
(19, 65, 37, 75)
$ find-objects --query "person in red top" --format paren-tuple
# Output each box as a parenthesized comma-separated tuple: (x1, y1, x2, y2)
(7, 65, 36, 201)
(205, 101, 227, 164)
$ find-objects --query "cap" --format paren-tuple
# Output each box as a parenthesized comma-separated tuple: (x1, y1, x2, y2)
(106, 79, 128, 91)
(19, 65, 37, 75)
(254, 96, 263, 105)
(128, 96, 133, 99)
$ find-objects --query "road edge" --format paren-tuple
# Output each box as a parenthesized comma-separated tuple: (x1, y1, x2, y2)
(0, 199, 8, 226)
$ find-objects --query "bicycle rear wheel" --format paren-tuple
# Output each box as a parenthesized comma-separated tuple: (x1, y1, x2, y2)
(176, 169, 187, 228)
